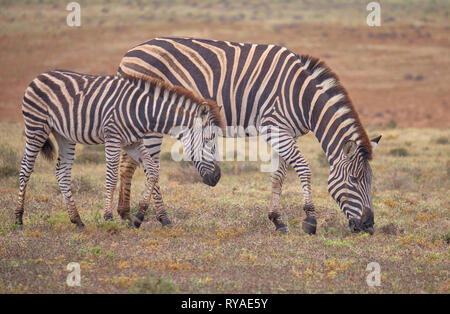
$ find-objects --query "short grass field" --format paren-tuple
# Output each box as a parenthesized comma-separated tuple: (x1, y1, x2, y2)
(0, 122, 448, 293)
(0, 0, 449, 294)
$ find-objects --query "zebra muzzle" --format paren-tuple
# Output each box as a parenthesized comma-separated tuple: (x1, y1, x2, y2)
(202, 163, 221, 187)
(349, 207, 375, 235)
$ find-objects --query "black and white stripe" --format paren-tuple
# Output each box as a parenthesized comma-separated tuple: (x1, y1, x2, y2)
(117, 37, 381, 234)
(15, 69, 223, 228)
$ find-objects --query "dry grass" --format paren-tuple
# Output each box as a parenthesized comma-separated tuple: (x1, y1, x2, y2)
(0, 0, 449, 294)
(0, 122, 449, 293)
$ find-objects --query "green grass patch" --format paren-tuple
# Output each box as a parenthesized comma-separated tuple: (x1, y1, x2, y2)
(0, 146, 20, 178)
(435, 137, 448, 145)
(128, 272, 179, 294)
(323, 239, 351, 247)
(75, 145, 106, 164)
(389, 148, 409, 157)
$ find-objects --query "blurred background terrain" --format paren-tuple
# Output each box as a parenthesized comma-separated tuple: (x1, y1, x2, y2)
(0, 0, 449, 294)
(0, 0, 449, 127)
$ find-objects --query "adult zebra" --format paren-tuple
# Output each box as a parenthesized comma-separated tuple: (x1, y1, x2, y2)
(117, 37, 381, 234)
(15, 69, 223, 228)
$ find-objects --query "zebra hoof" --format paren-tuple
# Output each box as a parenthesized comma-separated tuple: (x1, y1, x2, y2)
(117, 206, 131, 219)
(15, 224, 24, 231)
(159, 217, 173, 228)
(103, 212, 113, 221)
(76, 222, 85, 229)
(276, 225, 290, 234)
(302, 216, 317, 235)
(275, 221, 289, 234)
(131, 213, 144, 228)
(269, 213, 288, 234)
(120, 214, 131, 221)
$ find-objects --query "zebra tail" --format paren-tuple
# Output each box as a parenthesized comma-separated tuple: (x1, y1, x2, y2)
(40, 138, 55, 161)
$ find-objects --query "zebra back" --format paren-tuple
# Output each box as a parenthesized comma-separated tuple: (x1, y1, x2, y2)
(118, 37, 372, 162)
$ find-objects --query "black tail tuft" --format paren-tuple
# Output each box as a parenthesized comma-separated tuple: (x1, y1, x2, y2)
(41, 138, 55, 161)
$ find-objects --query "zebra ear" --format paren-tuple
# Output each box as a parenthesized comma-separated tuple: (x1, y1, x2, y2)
(199, 102, 210, 122)
(371, 135, 382, 150)
(343, 141, 357, 158)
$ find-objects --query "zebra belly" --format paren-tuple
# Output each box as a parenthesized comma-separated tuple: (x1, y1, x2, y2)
(49, 116, 106, 145)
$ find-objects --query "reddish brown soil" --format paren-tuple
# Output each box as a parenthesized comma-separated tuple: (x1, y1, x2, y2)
(0, 19, 448, 128)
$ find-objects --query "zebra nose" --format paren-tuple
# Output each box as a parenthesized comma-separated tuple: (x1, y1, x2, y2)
(202, 163, 221, 187)
(360, 206, 375, 234)
(349, 207, 375, 234)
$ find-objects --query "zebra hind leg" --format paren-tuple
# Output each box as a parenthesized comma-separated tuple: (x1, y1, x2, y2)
(121, 143, 149, 228)
(53, 133, 84, 228)
(103, 138, 122, 221)
(117, 151, 138, 221)
(15, 131, 52, 228)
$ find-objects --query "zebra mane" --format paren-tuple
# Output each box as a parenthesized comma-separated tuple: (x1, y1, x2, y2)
(120, 73, 225, 133)
(299, 55, 373, 160)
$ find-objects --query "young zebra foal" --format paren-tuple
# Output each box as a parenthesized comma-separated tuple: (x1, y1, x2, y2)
(15, 70, 223, 228)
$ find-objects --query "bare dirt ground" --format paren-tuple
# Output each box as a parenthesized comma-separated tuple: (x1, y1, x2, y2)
(0, 1, 449, 294)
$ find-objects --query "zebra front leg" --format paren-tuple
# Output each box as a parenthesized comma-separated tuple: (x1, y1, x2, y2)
(136, 181, 172, 227)
(117, 151, 139, 220)
(53, 134, 84, 227)
(269, 157, 289, 233)
(285, 146, 317, 235)
(266, 133, 317, 234)
(133, 145, 172, 228)
(103, 139, 121, 221)
(132, 176, 156, 228)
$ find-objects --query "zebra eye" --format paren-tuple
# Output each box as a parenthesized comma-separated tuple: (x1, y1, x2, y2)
(349, 176, 358, 185)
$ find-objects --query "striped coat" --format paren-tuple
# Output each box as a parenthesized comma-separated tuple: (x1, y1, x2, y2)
(117, 37, 381, 234)
(15, 69, 223, 228)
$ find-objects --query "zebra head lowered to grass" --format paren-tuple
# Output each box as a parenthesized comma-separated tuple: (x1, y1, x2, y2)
(300, 58, 382, 235)
(116, 37, 382, 234)
(122, 73, 224, 189)
(15, 70, 224, 229)
(327, 134, 381, 235)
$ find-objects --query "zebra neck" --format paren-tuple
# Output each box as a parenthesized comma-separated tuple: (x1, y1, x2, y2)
(307, 91, 360, 165)
(139, 85, 198, 135)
